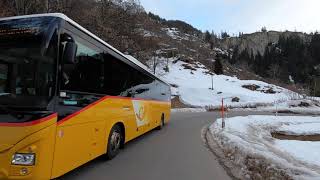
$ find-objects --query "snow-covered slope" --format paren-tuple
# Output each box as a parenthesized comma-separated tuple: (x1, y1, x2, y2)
(150, 58, 298, 108)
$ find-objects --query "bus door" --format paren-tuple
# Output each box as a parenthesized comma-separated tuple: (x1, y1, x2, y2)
(51, 30, 108, 178)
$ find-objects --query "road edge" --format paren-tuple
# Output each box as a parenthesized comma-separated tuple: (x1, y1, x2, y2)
(201, 125, 241, 180)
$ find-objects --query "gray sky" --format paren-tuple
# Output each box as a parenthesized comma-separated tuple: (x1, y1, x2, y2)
(140, 0, 320, 34)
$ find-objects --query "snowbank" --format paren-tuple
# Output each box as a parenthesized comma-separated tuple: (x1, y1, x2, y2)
(171, 108, 206, 113)
(278, 122, 320, 135)
(275, 140, 320, 167)
(258, 99, 320, 115)
(209, 115, 320, 179)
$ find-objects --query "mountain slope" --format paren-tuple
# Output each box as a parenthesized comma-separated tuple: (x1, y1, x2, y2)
(1, 0, 319, 97)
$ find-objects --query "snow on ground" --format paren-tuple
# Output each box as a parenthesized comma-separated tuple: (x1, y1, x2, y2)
(210, 115, 320, 179)
(214, 47, 230, 56)
(171, 108, 207, 113)
(258, 99, 320, 115)
(275, 140, 320, 167)
(137, 28, 156, 37)
(149, 58, 307, 109)
(146, 57, 320, 114)
(161, 28, 195, 41)
(278, 122, 320, 135)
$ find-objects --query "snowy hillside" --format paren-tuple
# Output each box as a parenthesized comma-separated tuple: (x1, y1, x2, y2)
(149, 57, 301, 108)
(161, 28, 196, 41)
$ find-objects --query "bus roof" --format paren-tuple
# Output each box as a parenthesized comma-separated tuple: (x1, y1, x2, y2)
(0, 13, 169, 86)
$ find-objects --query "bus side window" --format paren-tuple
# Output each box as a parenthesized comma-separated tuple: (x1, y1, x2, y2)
(57, 33, 105, 119)
(127, 70, 153, 99)
(103, 53, 131, 96)
(60, 34, 104, 94)
(0, 63, 8, 93)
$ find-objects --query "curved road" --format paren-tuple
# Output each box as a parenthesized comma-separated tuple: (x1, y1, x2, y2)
(59, 111, 270, 180)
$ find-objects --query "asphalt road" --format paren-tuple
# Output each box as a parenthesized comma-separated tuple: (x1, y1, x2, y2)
(59, 111, 272, 180)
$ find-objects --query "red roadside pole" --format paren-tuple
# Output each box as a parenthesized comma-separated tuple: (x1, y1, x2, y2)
(221, 98, 225, 128)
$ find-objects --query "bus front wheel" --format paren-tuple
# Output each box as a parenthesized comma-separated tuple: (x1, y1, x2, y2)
(105, 125, 123, 160)
(156, 114, 165, 130)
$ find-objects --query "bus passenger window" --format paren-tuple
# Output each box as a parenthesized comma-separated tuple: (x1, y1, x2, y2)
(61, 36, 104, 94)
(103, 54, 130, 96)
(0, 63, 8, 93)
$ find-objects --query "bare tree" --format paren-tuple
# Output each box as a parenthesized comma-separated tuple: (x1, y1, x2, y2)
(14, 0, 46, 15)
(268, 64, 280, 79)
(152, 56, 160, 74)
(9, 0, 64, 15)
(0, 1, 15, 17)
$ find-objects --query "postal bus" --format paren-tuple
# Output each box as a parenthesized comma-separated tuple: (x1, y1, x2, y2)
(0, 13, 171, 180)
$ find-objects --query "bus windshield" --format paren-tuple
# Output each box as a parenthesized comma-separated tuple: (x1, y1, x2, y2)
(0, 16, 59, 109)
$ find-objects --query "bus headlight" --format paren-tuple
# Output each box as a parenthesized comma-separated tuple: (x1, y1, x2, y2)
(12, 153, 35, 166)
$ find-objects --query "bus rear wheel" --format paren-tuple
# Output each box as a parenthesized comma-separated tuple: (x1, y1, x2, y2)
(105, 125, 123, 160)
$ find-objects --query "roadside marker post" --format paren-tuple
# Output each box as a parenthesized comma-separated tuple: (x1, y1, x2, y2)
(221, 98, 225, 129)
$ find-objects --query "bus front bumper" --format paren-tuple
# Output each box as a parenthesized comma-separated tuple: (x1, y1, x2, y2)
(0, 147, 11, 180)
(0, 114, 57, 180)
(0, 169, 7, 179)
(0, 124, 57, 180)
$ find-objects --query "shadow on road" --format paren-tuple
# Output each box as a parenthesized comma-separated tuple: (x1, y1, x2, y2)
(58, 128, 163, 180)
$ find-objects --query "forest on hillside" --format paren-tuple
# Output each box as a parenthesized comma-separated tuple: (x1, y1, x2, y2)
(229, 34, 320, 96)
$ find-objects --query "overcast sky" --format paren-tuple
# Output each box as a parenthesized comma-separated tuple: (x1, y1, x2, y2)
(140, 0, 320, 34)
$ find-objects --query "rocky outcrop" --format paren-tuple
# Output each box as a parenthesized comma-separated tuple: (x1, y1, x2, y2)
(218, 31, 312, 55)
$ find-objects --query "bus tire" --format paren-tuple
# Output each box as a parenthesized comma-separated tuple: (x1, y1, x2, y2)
(105, 125, 123, 160)
(156, 114, 165, 130)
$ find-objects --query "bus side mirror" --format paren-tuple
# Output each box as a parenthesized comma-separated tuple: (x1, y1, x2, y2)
(63, 42, 77, 64)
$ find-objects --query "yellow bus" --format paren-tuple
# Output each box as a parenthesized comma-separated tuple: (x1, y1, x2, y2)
(0, 13, 171, 180)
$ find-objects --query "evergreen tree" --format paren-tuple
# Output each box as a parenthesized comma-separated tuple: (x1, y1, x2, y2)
(214, 58, 224, 75)
(221, 31, 230, 39)
(204, 30, 211, 43)
(229, 46, 239, 64)
(310, 32, 320, 62)
(148, 12, 165, 22)
(261, 27, 267, 33)
(211, 31, 218, 41)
